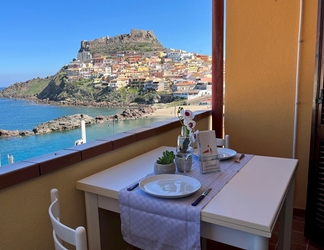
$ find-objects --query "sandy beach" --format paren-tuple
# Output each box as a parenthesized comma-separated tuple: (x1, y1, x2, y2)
(151, 105, 211, 117)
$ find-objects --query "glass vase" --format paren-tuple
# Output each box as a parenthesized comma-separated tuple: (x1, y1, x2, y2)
(176, 132, 193, 175)
(180, 125, 189, 137)
(177, 135, 193, 153)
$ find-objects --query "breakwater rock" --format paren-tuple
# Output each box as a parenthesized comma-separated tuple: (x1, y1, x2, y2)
(0, 107, 155, 138)
(101, 107, 155, 122)
(33, 98, 130, 108)
(0, 129, 34, 137)
(32, 114, 95, 134)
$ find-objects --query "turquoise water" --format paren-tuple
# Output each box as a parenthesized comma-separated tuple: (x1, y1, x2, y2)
(0, 98, 169, 166)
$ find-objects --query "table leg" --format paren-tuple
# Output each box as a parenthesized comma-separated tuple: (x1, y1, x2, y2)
(84, 192, 101, 250)
(201, 237, 207, 250)
(277, 178, 295, 250)
(247, 235, 269, 250)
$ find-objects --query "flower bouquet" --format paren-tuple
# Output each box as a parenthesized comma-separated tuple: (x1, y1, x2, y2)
(176, 107, 198, 153)
(175, 107, 198, 173)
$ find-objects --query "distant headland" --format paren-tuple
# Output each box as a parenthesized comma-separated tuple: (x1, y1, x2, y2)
(0, 29, 212, 108)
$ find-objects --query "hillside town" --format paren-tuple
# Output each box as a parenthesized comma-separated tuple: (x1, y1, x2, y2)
(65, 48, 212, 103)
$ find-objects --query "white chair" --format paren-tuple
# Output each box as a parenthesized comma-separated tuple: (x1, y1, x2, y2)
(216, 134, 230, 148)
(48, 189, 87, 250)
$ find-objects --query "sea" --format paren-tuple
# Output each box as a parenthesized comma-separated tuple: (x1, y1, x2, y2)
(0, 93, 169, 166)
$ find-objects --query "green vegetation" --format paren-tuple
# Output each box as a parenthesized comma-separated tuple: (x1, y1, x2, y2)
(24, 79, 50, 95)
(156, 150, 176, 164)
(0, 72, 191, 106)
(75, 79, 92, 86)
(127, 87, 139, 94)
(118, 87, 128, 102)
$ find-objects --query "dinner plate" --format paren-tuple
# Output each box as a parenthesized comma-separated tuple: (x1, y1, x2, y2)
(194, 148, 237, 160)
(217, 148, 237, 160)
(139, 174, 201, 198)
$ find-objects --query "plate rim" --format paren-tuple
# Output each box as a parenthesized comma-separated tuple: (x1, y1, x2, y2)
(139, 174, 201, 198)
(217, 148, 237, 160)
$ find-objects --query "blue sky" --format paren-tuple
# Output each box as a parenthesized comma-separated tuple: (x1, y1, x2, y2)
(0, 0, 212, 87)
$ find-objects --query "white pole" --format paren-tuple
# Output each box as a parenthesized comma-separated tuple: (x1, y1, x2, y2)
(8, 155, 14, 164)
(81, 120, 87, 143)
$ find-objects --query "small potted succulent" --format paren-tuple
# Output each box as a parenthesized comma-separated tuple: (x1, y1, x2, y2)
(154, 150, 176, 174)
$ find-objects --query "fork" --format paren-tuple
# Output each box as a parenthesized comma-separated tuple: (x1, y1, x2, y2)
(235, 154, 245, 163)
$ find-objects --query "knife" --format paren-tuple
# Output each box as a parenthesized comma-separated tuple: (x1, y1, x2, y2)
(191, 187, 212, 206)
(127, 182, 139, 191)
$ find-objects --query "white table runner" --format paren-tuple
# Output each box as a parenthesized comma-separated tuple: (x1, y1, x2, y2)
(119, 154, 253, 250)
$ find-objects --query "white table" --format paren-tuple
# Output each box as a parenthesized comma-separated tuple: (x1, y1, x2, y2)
(76, 146, 298, 250)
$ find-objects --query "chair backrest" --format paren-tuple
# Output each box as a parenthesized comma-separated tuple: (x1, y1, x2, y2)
(216, 134, 230, 148)
(49, 189, 87, 250)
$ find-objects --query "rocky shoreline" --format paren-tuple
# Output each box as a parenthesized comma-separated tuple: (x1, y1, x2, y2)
(1, 95, 139, 108)
(33, 97, 132, 108)
(0, 106, 155, 138)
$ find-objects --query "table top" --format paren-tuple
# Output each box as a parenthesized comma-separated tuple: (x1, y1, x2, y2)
(76, 146, 298, 237)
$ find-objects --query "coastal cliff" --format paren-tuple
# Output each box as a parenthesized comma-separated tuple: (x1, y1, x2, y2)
(0, 66, 161, 105)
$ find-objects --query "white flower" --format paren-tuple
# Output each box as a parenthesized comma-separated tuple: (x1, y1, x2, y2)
(184, 119, 196, 130)
(177, 107, 197, 145)
(180, 109, 195, 121)
(189, 130, 199, 143)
